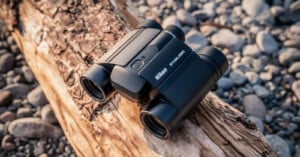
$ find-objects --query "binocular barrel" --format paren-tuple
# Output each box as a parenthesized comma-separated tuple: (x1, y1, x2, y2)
(140, 47, 228, 139)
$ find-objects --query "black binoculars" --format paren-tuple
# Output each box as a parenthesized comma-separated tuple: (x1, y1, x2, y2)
(80, 20, 228, 139)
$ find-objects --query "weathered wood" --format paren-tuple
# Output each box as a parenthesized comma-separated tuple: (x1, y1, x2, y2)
(0, 0, 278, 156)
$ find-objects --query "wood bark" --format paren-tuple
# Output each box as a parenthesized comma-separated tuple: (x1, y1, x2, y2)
(0, 0, 278, 156)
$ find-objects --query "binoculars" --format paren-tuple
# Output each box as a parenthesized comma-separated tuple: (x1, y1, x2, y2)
(80, 20, 228, 139)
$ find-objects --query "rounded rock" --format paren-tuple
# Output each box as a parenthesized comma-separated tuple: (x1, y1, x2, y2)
(8, 118, 63, 139)
(27, 86, 48, 107)
(256, 31, 278, 54)
(176, 9, 197, 26)
(185, 29, 208, 52)
(211, 29, 245, 51)
(253, 85, 270, 98)
(217, 77, 234, 90)
(4, 83, 31, 98)
(41, 105, 58, 124)
(242, 94, 266, 119)
(0, 91, 14, 107)
(265, 135, 291, 157)
(1, 134, 15, 150)
(0, 53, 14, 73)
(288, 61, 300, 73)
(278, 48, 300, 66)
(162, 15, 181, 28)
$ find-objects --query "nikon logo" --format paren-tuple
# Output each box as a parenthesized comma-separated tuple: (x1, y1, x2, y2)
(155, 68, 168, 81)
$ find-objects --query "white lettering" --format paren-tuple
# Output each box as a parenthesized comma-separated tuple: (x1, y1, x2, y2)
(169, 50, 186, 67)
(155, 68, 168, 81)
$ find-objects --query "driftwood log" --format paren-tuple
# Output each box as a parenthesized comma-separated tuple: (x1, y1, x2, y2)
(0, 0, 278, 156)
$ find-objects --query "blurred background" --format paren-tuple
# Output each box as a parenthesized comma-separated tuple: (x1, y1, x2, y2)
(0, 0, 299, 157)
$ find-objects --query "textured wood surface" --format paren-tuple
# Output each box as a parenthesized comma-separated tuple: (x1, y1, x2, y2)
(0, 0, 277, 156)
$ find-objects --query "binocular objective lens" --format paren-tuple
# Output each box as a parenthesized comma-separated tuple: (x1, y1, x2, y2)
(141, 113, 168, 139)
(81, 78, 104, 100)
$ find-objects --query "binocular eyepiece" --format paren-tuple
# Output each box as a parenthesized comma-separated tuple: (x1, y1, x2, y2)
(80, 20, 228, 139)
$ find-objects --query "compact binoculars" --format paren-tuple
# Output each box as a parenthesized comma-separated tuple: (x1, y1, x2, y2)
(80, 20, 228, 139)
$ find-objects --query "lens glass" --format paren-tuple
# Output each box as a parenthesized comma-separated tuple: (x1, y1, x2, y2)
(82, 78, 105, 101)
(142, 114, 167, 138)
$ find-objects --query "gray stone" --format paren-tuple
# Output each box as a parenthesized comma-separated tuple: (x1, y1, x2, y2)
(147, 0, 164, 6)
(243, 44, 261, 57)
(253, 85, 270, 98)
(0, 111, 16, 123)
(27, 86, 48, 107)
(256, 32, 278, 54)
(0, 53, 14, 73)
(176, 9, 197, 26)
(0, 91, 14, 106)
(183, 0, 197, 11)
(242, 0, 274, 23)
(217, 77, 234, 90)
(248, 116, 264, 132)
(22, 66, 35, 83)
(200, 25, 217, 36)
(3, 83, 31, 98)
(270, 6, 285, 17)
(229, 70, 247, 85)
(278, 48, 300, 66)
(288, 62, 300, 73)
(185, 29, 208, 52)
(265, 135, 291, 157)
(260, 72, 273, 81)
(41, 105, 58, 124)
(1, 134, 15, 150)
(211, 29, 245, 51)
(292, 80, 300, 101)
(286, 22, 300, 41)
(243, 94, 266, 119)
(17, 107, 34, 118)
(34, 141, 46, 156)
(264, 64, 280, 75)
(162, 15, 181, 28)
(245, 71, 260, 84)
(8, 118, 63, 138)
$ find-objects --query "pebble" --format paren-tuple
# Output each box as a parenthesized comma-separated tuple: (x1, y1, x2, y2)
(248, 116, 264, 132)
(176, 9, 197, 26)
(16, 107, 34, 118)
(241, 0, 274, 23)
(146, 0, 164, 6)
(278, 48, 300, 66)
(0, 111, 16, 122)
(185, 29, 208, 52)
(242, 44, 261, 57)
(22, 66, 35, 83)
(229, 70, 247, 85)
(265, 135, 291, 157)
(34, 141, 47, 156)
(288, 62, 300, 73)
(264, 64, 280, 75)
(0, 90, 14, 106)
(260, 72, 273, 81)
(27, 86, 48, 107)
(245, 71, 260, 84)
(3, 83, 31, 98)
(286, 22, 300, 41)
(8, 118, 63, 139)
(199, 25, 217, 36)
(1, 134, 16, 150)
(270, 6, 285, 17)
(211, 29, 245, 51)
(41, 105, 58, 124)
(162, 15, 181, 28)
(253, 85, 270, 98)
(256, 32, 278, 54)
(292, 80, 300, 101)
(242, 94, 266, 119)
(217, 77, 234, 90)
(0, 53, 14, 73)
